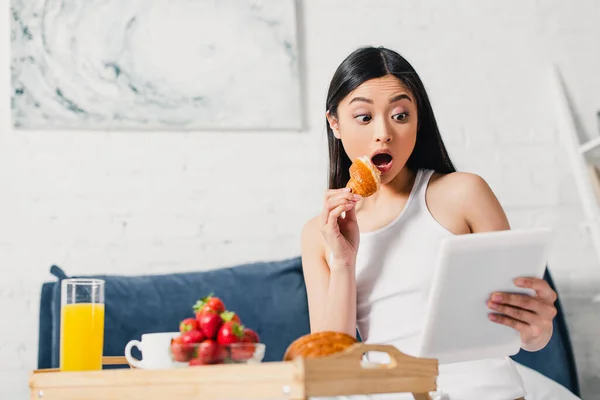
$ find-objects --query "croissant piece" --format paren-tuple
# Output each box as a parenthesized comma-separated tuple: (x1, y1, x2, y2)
(283, 331, 358, 361)
(346, 156, 381, 197)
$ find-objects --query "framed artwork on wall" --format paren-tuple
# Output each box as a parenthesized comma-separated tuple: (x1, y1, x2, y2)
(10, 0, 302, 130)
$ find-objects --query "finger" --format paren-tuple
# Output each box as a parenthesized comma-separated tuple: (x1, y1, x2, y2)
(490, 292, 556, 319)
(328, 192, 361, 205)
(325, 197, 359, 216)
(324, 188, 352, 202)
(325, 194, 361, 219)
(487, 301, 541, 325)
(327, 204, 352, 227)
(343, 201, 358, 223)
(326, 192, 362, 206)
(320, 193, 356, 227)
(514, 277, 557, 303)
(488, 313, 530, 333)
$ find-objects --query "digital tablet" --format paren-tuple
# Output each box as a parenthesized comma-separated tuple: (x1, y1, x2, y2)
(418, 228, 554, 365)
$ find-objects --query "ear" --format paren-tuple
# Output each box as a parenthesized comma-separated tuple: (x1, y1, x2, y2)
(326, 110, 341, 139)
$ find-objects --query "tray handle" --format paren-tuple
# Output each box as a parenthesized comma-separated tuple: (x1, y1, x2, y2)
(332, 343, 423, 369)
(309, 343, 437, 400)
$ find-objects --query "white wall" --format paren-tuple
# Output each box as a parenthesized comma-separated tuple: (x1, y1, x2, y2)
(2, 0, 600, 398)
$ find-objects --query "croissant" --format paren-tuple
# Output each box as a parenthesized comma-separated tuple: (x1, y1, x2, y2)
(346, 156, 381, 197)
(283, 331, 358, 361)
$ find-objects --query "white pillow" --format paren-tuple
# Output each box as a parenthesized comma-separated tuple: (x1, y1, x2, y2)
(515, 363, 581, 400)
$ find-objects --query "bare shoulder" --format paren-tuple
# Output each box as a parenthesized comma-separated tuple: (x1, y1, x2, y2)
(427, 171, 510, 233)
(429, 171, 493, 200)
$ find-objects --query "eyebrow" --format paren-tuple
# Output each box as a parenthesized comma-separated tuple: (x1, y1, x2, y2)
(349, 94, 412, 105)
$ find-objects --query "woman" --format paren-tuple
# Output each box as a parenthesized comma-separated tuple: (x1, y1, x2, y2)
(301, 46, 558, 399)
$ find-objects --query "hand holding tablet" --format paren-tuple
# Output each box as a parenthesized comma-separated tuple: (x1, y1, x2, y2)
(418, 228, 555, 364)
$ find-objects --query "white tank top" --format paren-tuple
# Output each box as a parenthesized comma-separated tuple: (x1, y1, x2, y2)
(352, 168, 527, 400)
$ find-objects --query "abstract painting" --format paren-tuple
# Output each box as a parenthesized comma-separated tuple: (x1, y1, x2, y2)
(10, 0, 302, 130)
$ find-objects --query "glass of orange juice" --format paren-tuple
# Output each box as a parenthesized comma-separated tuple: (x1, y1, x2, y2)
(60, 278, 105, 371)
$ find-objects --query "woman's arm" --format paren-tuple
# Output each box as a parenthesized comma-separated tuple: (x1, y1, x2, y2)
(455, 172, 557, 352)
(300, 217, 357, 337)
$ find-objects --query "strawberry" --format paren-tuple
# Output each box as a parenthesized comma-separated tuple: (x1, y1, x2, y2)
(213, 344, 228, 364)
(205, 296, 226, 313)
(193, 294, 226, 316)
(179, 317, 199, 333)
(231, 342, 256, 362)
(180, 329, 205, 350)
(170, 336, 193, 362)
(189, 356, 208, 366)
(189, 339, 218, 365)
(198, 312, 222, 339)
(241, 328, 260, 343)
(217, 321, 244, 345)
(194, 304, 218, 317)
(220, 310, 241, 324)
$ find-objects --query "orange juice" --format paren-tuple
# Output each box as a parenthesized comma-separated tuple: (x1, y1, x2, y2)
(60, 303, 105, 371)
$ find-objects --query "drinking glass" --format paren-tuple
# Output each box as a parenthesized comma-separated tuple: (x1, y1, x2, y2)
(60, 278, 105, 371)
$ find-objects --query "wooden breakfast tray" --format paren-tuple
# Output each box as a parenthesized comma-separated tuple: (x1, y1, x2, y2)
(30, 343, 438, 400)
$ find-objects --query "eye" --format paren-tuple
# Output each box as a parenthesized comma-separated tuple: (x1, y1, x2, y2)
(394, 113, 408, 121)
(392, 112, 409, 121)
(354, 115, 372, 123)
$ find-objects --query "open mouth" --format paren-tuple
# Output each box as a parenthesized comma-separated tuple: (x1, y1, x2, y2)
(371, 153, 393, 173)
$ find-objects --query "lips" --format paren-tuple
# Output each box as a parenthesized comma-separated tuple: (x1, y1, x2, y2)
(371, 151, 393, 173)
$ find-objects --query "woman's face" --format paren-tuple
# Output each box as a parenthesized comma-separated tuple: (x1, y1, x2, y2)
(327, 75, 418, 185)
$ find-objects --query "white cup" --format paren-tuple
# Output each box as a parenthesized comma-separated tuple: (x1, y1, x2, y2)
(124, 332, 183, 369)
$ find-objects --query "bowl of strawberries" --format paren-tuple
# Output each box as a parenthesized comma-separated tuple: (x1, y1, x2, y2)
(170, 294, 265, 366)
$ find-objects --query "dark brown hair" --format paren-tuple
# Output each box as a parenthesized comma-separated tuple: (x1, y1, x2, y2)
(326, 46, 456, 189)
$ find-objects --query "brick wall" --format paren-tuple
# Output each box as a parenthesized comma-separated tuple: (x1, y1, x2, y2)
(1, 0, 599, 398)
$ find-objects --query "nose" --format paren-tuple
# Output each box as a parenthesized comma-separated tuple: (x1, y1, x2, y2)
(374, 120, 392, 143)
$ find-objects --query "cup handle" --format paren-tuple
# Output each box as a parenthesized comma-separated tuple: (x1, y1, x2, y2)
(124, 340, 143, 369)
